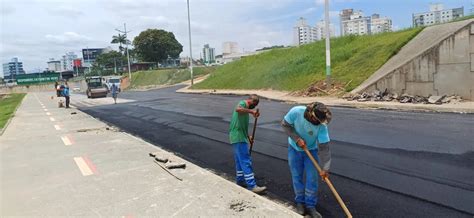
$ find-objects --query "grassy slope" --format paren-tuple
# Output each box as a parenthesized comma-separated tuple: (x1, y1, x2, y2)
(0, 93, 26, 129)
(129, 67, 216, 89)
(193, 28, 422, 92)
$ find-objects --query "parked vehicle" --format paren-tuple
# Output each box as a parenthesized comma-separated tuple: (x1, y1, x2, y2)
(103, 76, 122, 92)
(86, 76, 108, 98)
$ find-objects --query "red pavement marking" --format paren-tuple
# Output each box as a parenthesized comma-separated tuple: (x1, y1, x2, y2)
(67, 134, 75, 145)
(82, 156, 99, 175)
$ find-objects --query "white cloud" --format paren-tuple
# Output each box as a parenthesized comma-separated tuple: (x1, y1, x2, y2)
(315, 0, 358, 5)
(45, 32, 92, 44)
(48, 7, 84, 18)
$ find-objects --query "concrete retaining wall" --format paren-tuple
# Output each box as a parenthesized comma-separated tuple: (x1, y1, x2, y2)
(352, 19, 474, 100)
(0, 80, 87, 94)
(0, 83, 57, 94)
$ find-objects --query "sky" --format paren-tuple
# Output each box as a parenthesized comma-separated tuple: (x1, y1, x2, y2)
(0, 0, 471, 75)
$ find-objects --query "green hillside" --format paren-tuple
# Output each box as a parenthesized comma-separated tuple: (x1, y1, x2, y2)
(193, 28, 422, 92)
(129, 67, 216, 89)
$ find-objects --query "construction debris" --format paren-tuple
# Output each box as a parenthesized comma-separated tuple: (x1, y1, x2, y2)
(155, 156, 169, 163)
(166, 162, 186, 169)
(344, 89, 463, 105)
(149, 152, 186, 180)
(153, 160, 183, 181)
(294, 81, 347, 97)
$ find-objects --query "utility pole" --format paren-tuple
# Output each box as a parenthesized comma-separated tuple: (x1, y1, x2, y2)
(87, 47, 91, 75)
(116, 23, 132, 82)
(187, 0, 194, 86)
(324, 0, 332, 90)
(114, 57, 117, 74)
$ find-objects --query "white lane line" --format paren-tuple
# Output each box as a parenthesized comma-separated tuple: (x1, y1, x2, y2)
(73, 157, 94, 176)
(46, 112, 51, 116)
(61, 135, 72, 146)
(42, 106, 46, 109)
(49, 117, 56, 122)
(44, 109, 48, 112)
(54, 125, 61, 130)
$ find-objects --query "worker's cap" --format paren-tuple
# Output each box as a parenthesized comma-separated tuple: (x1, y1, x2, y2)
(307, 102, 332, 124)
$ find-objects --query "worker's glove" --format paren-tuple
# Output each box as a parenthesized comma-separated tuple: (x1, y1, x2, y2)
(296, 138, 307, 150)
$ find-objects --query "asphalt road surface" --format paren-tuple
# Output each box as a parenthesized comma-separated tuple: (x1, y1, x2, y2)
(75, 86, 474, 217)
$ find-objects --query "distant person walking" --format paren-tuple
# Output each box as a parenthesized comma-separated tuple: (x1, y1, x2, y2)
(55, 81, 60, 97)
(62, 83, 70, 108)
(111, 83, 118, 104)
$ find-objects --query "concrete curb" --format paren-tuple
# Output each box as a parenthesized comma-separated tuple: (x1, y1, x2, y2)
(177, 86, 474, 114)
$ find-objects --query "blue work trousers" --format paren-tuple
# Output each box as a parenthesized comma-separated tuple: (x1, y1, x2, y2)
(232, 142, 256, 189)
(288, 145, 319, 208)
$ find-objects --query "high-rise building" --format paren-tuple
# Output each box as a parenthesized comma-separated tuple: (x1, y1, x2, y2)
(371, 14, 393, 34)
(47, 58, 62, 72)
(340, 9, 354, 36)
(341, 10, 371, 36)
(61, 52, 77, 71)
(222, 42, 239, 55)
(413, 4, 464, 27)
(202, 44, 215, 65)
(315, 20, 336, 40)
(293, 17, 317, 45)
(2, 57, 25, 81)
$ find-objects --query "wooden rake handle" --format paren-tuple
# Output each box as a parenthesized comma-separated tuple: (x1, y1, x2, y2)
(303, 148, 353, 218)
(249, 108, 259, 155)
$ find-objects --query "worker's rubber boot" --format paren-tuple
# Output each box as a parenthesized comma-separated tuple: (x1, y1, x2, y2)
(250, 186, 267, 195)
(295, 203, 305, 215)
(306, 207, 322, 218)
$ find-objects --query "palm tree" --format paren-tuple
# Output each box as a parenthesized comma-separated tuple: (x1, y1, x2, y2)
(111, 34, 131, 72)
(111, 34, 131, 54)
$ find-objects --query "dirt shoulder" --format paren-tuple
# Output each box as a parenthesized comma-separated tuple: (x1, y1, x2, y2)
(178, 86, 474, 114)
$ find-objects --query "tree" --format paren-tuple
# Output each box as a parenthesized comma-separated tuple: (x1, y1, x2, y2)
(111, 34, 130, 53)
(94, 51, 127, 74)
(133, 29, 183, 64)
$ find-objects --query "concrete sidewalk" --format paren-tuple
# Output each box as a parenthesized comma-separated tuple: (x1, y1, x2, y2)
(0, 92, 299, 217)
(177, 86, 474, 114)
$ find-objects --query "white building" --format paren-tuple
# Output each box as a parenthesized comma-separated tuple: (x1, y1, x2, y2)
(340, 9, 354, 36)
(413, 4, 464, 27)
(202, 44, 215, 65)
(2, 57, 25, 81)
(315, 20, 336, 40)
(47, 59, 62, 72)
(61, 52, 77, 71)
(341, 10, 371, 36)
(222, 42, 239, 55)
(293, 17, 317, 45)
(371, 14, 393, 34)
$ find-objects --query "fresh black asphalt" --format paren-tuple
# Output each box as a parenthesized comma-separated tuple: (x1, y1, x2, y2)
(77, 86, 474, 217)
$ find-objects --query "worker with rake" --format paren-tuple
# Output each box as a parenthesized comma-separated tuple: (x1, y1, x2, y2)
(229, 94, 267, 194)
(281, 102, 332, 218)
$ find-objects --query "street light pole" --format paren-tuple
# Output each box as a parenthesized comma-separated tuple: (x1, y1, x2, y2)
(324, 0, 332, 90)
(87, 47, 91, 75)
(187, 0, 194, 86)
(124, 23, 132, 82)
(116, 23, 132, 82)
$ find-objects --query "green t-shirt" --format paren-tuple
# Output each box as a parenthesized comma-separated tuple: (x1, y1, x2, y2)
(229, 100, 249, 144)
